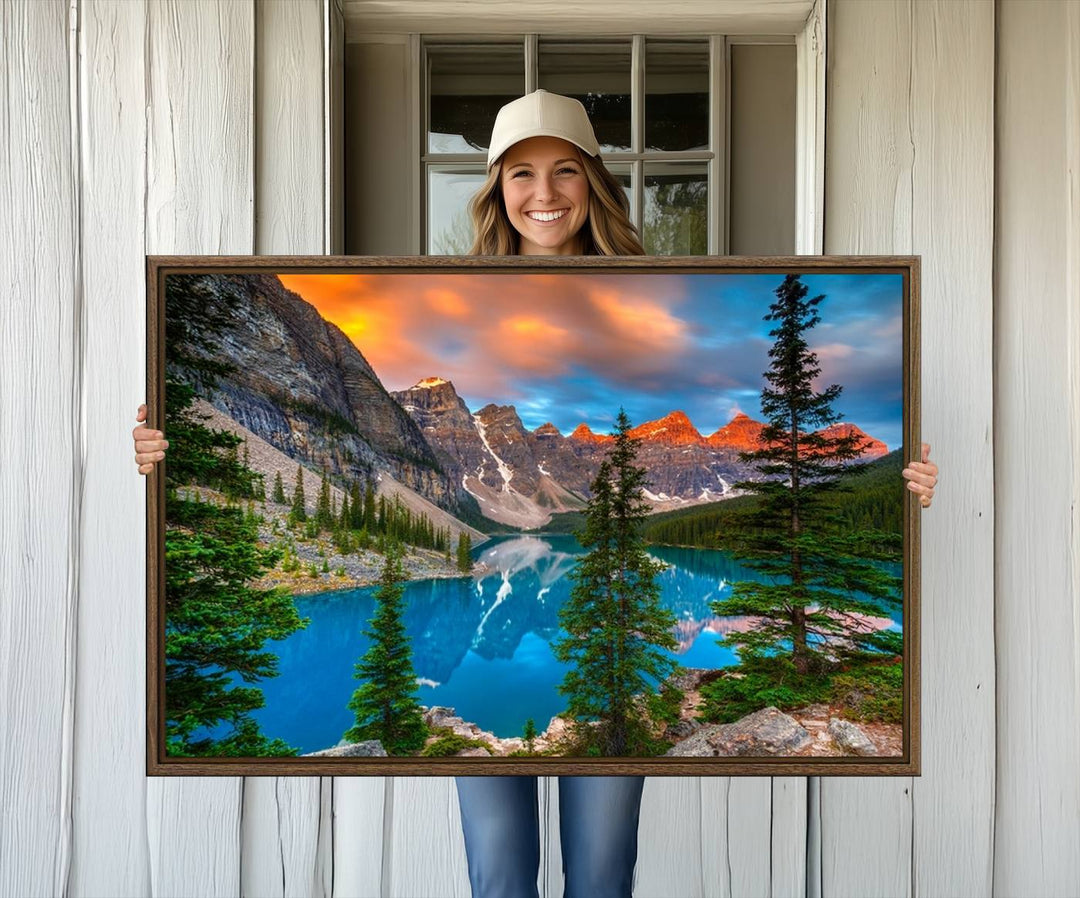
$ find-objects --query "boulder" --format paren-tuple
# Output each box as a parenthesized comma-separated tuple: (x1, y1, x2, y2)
(667, 667, 717, 692)
(827, 717, 878, 756)
(666, 706, 811, 757)
(454, 746, 493, 758)
(665, 718, 703, 740)
(304, 740, 387, 757)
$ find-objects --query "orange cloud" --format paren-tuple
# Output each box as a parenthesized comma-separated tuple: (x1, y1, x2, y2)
(270, 271, 694, 395)
(425, 287, 471, 319)
(586, 287, 689, 354)
(491, 316, 572, 374)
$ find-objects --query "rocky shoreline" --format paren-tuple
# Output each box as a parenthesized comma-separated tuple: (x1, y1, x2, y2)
(306, 669, 902, 759)
(175, 485, 491, 595)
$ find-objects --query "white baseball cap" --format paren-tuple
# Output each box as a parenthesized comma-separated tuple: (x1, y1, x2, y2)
(486, 89, 601, 169)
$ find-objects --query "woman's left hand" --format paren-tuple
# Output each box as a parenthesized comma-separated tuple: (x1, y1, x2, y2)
(902, 442, 938, 508)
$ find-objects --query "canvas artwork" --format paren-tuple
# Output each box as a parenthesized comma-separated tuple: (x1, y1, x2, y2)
(146, 256, 920, 776)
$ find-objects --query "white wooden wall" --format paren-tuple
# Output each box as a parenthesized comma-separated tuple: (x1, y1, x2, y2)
(1, 1, 1077, 896)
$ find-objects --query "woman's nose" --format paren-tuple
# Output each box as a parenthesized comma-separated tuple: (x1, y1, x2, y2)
(533, 174, 558, 201)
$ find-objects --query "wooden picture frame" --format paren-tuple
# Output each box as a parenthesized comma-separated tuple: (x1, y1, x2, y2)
(146, 255, 920, 776)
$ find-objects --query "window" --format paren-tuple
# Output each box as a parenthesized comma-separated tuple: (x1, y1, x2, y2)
(421, 35, 795, 257)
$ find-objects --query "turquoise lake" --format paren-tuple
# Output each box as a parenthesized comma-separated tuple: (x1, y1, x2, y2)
(220, 534, 903, 754)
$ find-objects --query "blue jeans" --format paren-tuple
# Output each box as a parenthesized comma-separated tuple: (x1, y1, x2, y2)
(454, 775, 646, 898)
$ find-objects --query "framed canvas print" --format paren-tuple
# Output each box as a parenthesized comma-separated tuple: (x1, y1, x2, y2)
(145, 255, 921, 776)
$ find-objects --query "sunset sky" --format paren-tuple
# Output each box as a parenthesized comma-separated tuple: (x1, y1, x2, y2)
(275, 271, 905, 450)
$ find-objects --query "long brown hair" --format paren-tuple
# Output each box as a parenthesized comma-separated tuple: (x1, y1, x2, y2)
(467, 150, 645, 256)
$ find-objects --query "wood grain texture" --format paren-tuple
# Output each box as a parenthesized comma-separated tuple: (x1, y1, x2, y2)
(694, 778, 784, 898)
(822, 2, 915, 895)
(341, 0, 815, 38)
(243, 3, 329, 895)
(635, 777, 705, 897)
(994, 1, 1080, 893)
(908, 2, 995, 896)
(0, 1, 78, 896)
(241, 778, 326, 898)
(386, 778, 470, 898)
(69, 1, 152, 895)
(826, 2, 996, 897)
(144, 1, 255, 894)
(770, 777, 809, 896)
(255, 0, 325, 256)
(147, 777, 243, 897)
(332, 778, 386, 897)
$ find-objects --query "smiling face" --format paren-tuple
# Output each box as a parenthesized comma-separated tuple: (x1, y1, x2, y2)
(499, 136, 591, 255)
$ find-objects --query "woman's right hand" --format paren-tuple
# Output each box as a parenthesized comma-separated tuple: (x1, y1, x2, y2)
(133, 403, 169, 475)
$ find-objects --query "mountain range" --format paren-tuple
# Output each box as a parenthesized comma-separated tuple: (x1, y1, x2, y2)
(167, 273, 888, 532)
(391, 377, 887, 528)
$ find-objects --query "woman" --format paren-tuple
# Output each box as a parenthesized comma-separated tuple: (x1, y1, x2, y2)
(132, 90, 939, 898)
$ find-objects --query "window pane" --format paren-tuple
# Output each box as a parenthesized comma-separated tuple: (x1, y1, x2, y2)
(645, 40, 709, 152)
(538, 41, 631, 153)
(604, 163, 634, 223)
(428, 167, 487, 254)
(643, 163, 707, 255)
(428, 44, 524, 154)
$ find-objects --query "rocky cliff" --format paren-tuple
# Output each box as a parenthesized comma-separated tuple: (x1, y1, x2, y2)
(164, 273, 477, 517)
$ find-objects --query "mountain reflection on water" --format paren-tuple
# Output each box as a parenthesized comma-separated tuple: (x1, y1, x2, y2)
(240, 534, 902, 753)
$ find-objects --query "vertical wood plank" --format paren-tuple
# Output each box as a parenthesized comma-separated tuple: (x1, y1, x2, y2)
(826, 2, 997, 897)
(994, 1, 1080, 893)
(908, 2, 995, 896)
(635, 778, 704, 897)
(0, 1, 78, 895)
(332, 778, 386, 898)
(386, 777, 471, 898)
(243, 2, 329, 896)
(254, 0, 325, 257)
(696, 778, 787, 897)
(823, 3, 915, 895)
(241, 777, 326, 898)
(70, 0, 152, 894)
(144, 1, 255, 893)
(770, 777, 808, 897)
(726, 780, 774, 896)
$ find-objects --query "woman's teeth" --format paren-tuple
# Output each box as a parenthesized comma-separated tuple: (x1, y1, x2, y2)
(527, 209, 567, 222)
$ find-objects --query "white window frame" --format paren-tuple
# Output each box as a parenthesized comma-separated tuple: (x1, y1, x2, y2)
(404, 0, 825, 256)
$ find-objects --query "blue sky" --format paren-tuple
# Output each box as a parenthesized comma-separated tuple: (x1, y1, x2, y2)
(282, 270, 906, 450)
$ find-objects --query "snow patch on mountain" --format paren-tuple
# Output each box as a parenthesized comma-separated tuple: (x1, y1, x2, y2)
(473, 415, 514, 491)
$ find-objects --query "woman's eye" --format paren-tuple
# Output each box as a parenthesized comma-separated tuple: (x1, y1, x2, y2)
(558, 167, 580, 175)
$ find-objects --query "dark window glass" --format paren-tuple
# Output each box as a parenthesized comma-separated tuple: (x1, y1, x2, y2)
(538, 41, 632, 153)
(428, 44, 524, 153)
(645, 40, 709, 152)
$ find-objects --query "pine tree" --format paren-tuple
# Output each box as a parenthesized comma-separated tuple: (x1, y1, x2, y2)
(456, 532, 473, 573)
(339, 491, 351, 531)
(162, 274, 308, 756)
(272, 470, 286, 505)
(315, 471, 333, 531)
(345, 545, 427, 754)
(553, 409, 682, 757)
(349, 480, 364, 529)
(711, 274, 903, 674)
(364, 481, 377, 531)
(289, 464, 307, 525)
